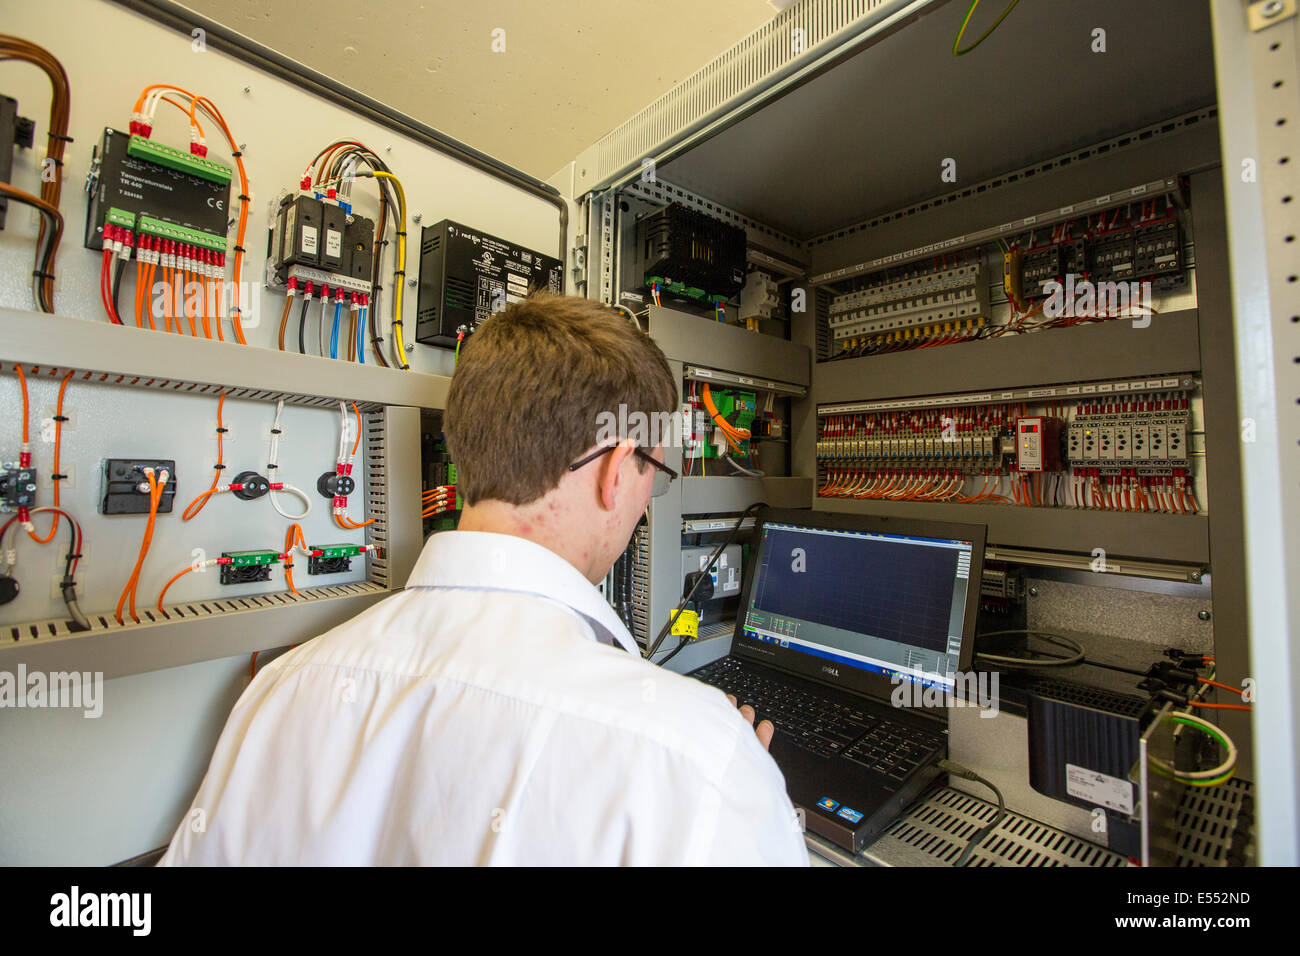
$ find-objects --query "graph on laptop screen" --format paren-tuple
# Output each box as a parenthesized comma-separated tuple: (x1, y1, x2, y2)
(742, 522, 974, 691)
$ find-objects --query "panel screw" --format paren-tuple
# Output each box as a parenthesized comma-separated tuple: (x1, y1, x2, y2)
(242, 86, 251, 94)
(408, 278, 417, 288)
(412, 213, 423, 224)
(1028, 586, 1039, 597)
(405, 343, 415, 353)
(1261, 0, 1285, 18)
(385, 146, 393, 153)
(1197, 609, 1211, 621)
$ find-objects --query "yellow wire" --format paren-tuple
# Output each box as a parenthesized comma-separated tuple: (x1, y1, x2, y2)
(366, 170, 409, 369)
(953, 0, 1021, 56)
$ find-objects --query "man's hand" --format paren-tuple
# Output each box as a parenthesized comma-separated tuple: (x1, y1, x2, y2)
(727, 694, 775, 751)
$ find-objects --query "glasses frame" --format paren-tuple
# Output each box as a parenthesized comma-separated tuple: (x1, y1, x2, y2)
(567, 444, 678, 497)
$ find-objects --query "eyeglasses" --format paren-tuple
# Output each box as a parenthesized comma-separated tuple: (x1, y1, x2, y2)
(568, 445, 678, 497)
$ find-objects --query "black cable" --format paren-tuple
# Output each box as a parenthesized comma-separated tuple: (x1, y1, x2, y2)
(55, 514, 89, 632)
(111, 257, 127, 323)
(369, 287, 389, 368)
(938, 760, 1005, 866)
(645, 501, 766, 663)
(297, 296, 310, 354)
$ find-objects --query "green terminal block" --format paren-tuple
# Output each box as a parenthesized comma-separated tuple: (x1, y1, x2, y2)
(127, 134, 233, 185)
(224, 550, 281, 567)
(703, 389, 756, 460)
(105, 207, 136, 230)
(312, 544, 364, 560)
(646, 276, 711, 302)
(446, 462, 457, 485)
(136, 215, 227, 253)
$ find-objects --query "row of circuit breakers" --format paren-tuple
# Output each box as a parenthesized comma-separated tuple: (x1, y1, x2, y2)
(815, 375, 1199, 510)
(824, 196, 1184, 350)
(77, 126, 562, 351)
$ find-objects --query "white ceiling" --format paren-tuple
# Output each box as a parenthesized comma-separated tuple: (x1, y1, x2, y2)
(181, 0, 781, 180)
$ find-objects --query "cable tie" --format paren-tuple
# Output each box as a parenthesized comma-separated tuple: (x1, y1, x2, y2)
(51, 473, 67, 480)
(32, 270, 55, 280)
(47, 132, 75, 143)
(68, 552, 82, 560)
(233, 245, 247, 253)
(266, 463, 278, 469)
(238, 194, 251, 202)
(395, 230, 407, 237)
(231, 150, 243, 158)
(393, 270, 406, 277)
(45, 157, 64, 168)
(215, 427, 229, 433)
(213, 463, 227, 471)
(270, 428, 282, 434)
(52, 415, 69, 422)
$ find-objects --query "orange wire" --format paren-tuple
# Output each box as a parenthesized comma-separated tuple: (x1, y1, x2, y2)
(283, 523, 307, 595)
(183, 392, 227, 520)
(14, 364, 30, 442)
(26, 371, 74, 544)
(351, 402, 363, 456)
(116, 469, 165, 624)
(1198, 677, 1246, 696)
(156, 563, 196, 618)
(1187, 702, 1252, 711)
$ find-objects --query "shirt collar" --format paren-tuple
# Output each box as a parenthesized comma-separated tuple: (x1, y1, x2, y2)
(406, 531, 640, 655)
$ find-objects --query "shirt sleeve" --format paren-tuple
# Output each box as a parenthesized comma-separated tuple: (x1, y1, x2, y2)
(705, 728, 811, 866)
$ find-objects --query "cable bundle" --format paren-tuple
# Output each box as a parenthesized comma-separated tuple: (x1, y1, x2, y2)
(421, 485, 457, 518)
(299, 142, 409, 368)
(0, 35, 70, 313)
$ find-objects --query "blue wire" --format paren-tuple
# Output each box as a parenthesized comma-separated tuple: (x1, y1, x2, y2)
(330, 301, 341, 359)
(357, 307, 366, 364)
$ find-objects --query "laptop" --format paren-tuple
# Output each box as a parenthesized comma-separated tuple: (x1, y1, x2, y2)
(690, 507, 986, 853)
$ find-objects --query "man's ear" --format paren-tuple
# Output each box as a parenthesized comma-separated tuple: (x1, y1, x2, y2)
(597, 440, 637, 512)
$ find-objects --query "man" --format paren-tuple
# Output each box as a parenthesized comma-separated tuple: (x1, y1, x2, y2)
(161, 292, 807, 866)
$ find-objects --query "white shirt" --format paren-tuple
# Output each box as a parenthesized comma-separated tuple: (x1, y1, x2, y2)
(161, 530, 808, 866)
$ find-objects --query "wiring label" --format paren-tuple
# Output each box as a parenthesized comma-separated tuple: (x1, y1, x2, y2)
(1066, 763, 1134, 814)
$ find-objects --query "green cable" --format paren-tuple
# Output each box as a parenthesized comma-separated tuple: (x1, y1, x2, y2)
(1148, 713, 1235, 786)
(953, 0, 1022, 56)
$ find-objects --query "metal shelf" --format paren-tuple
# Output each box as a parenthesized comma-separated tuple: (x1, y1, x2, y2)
(815, 309, 1202, 405)
(815, 496, 1209, 564)
(681, 476, 813, 514)
(0, 583, 390, 681)
(0, 307, 451, 410)
(648, 305, 810, 387)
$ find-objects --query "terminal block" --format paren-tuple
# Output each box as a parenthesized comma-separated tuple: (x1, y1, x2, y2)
(219, 550, 280, 585)
(98, 459, 178, 515)
(0, 464, 37, 513)
(307, 543, 367, 575)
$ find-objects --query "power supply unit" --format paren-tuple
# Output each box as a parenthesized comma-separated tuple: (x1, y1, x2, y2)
(414, 219, 563, 348)
(633, 203, 746, 303)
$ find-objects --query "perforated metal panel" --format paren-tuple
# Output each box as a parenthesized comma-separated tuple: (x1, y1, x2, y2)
(867, 787, 1130, 867)
(1172, 777, 1255, 867)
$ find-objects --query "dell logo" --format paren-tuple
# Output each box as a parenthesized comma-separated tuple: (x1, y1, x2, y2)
(822, 666, 839, 677)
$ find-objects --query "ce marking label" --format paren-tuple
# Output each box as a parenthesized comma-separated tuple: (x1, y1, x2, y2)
(206, 198, 225, 209)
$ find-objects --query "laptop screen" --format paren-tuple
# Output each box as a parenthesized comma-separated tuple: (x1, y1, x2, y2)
(738, 520, 975, 692)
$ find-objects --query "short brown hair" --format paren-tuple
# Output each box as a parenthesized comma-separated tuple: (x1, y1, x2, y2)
(444, 292, 677, 505)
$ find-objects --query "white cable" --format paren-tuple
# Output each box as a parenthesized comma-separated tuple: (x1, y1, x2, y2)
(1150, 711, 1237, 780)
(720, 454, 765, 478)
(266, 400, 311, 519)
(271, 483, 311, 520)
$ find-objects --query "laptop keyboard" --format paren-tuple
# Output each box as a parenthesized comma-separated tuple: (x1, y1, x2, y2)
(694, 658, 945, 778)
